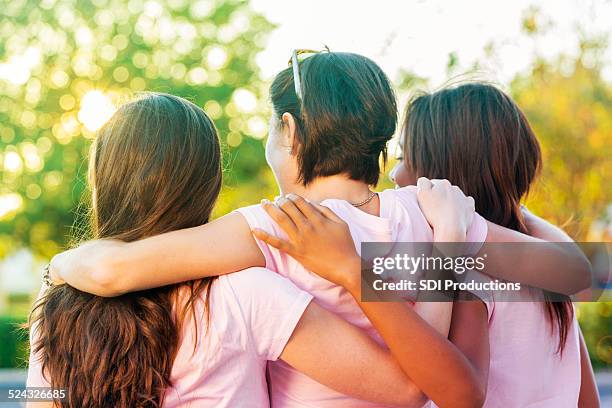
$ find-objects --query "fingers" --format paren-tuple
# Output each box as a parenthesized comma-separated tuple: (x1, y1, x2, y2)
(283, 193, 345, 225)
(261, 199, 299, 239)
(276, 196, 308, 227)
(252, 228, 293, 254)
(420, 178, 469, 197)
(467, 195, 475, 208)
(286, 194, 325, 224)
(430, 178, 452, 189)
(285, 193, 346, 225)
(311, 202, 344, 223)
(417, 177, 433, 191)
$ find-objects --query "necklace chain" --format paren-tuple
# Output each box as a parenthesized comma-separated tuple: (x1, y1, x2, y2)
(351, 191, 376, 207)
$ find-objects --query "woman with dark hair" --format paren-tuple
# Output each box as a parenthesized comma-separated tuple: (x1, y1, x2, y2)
(27, 93, 440, 408)
(253, 83, 600, 407)
(47, 53, 590, 407)
(392, 83, 599, 407)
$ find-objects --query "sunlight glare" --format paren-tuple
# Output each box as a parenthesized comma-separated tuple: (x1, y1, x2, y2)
(207, 47, 228, 69)
(0, 193, 23, 219)
(232, 89, 257, 113)
(77, 90, 116, 132)
(4, 151, 22, 172)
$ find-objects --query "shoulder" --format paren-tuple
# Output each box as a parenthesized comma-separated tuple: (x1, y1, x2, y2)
(225, 267, 287, 286)
(217, 268, 313, 360)
(234, 204, 266, 222)
(382, 185, 420, 208)
(233, 204, 280, 233)
(380, 186, 432, 236)
(220, 267, 304, 302)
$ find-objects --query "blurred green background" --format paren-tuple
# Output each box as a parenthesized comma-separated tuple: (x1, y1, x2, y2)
(0, 0, 610, 370)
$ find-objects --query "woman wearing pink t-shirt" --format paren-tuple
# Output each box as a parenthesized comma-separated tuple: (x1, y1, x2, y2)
(393, 83, 599, 408)
(254, 83, 600, 407)
(47, 53, 591, 407)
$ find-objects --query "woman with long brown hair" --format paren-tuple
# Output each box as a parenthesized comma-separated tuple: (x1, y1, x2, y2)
(27, 92, 450, 408)
(391, 82, 599, 407)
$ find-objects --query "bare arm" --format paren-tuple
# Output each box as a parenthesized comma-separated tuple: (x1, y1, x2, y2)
(578, 328, 600, 408)
(50, 212, 264, 296)
(447, 299, 490, 398)
(345, 285, 485, 408)
(478, 216, 591, 295)
(414, 180, 591, 295)
(281, 301, 427, 407)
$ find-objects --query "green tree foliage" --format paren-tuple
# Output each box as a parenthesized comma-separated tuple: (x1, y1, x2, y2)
(512, 43, 612, 240)
(0, 315, 28, 368)
(0, 0, 275, 258)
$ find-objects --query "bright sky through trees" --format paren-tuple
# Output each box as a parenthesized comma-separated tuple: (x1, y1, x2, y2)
(252, 0, 612, 85)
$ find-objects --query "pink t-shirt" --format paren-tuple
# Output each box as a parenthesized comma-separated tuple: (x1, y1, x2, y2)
(27, 268, 313, 408)
(424, 250, 582, 407)
(480, 294, 581, 407)
(237, 186, 488, 407)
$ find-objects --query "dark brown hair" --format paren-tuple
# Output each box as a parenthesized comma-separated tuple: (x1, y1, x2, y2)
(270, 52, 397, 186)
(30, 93, 223, 407)
(403, 82, 573, 352)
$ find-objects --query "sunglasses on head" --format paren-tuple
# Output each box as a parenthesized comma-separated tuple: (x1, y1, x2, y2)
(288, 46, 331, 102)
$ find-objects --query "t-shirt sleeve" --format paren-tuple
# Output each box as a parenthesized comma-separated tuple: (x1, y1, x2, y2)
(226, 267, 313, 361)
(234, 205, 286, 273)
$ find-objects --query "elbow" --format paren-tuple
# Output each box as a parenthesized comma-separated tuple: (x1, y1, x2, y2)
(425, 383, 486, 408)
(409, 391, 429, 408)
(452, 383, 486, 408)
(89, 254, 126, 297)
(576, 256, 593, 294)
(470, 389, 486, 408)
(564, 253, 592, 296)
(395, 390, 428, 408)
(455, 391, 485, 408)
(390, 382, 429, 408)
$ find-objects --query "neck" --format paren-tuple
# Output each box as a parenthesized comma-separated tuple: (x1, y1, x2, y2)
(280, 174, 373, 204)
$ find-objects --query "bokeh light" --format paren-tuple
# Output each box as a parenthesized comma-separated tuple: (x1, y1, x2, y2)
(3, 151, 22, 173)
(0, 193, 23, 219)
(77, 90, 117, 132)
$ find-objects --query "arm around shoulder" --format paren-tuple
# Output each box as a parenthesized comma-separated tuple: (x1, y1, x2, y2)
(483, 220, 591, 295)
(50, 211, 265, 296)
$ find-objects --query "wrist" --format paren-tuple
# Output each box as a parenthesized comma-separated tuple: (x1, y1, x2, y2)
(433, 225, 467, 242)
(339, 255, 362, 295)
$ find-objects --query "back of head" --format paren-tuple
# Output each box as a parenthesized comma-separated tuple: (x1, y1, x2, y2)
(403, 83, 573, 353)
(270, 52, 397, 186)
(92, 92, 222, 239)
(31, 93, 222, 407)
(403, 82, 542, 232)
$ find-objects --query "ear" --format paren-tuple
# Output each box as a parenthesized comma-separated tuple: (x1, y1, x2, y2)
(281, 112, 298, 153)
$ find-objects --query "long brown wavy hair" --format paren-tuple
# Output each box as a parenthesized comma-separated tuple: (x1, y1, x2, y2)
(403, 82, 573, 352)
(29, 93, 223, 407)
